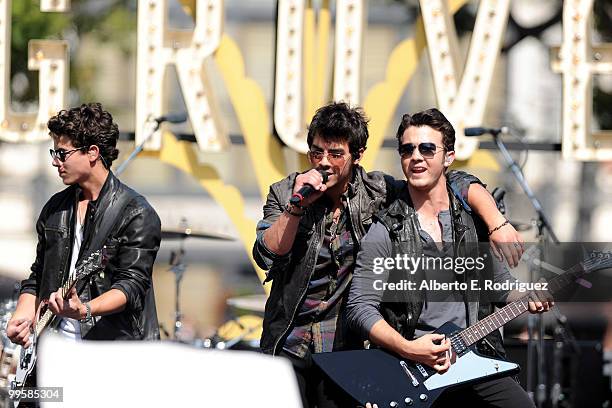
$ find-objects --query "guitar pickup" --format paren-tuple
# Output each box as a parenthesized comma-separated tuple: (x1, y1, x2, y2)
(400, 361, 419, 387)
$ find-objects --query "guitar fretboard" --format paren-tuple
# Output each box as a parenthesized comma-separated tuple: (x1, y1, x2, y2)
(458, 260, 588, 347)
(34, 262, 88, 336)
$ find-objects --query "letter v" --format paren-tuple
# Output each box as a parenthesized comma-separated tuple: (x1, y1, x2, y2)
(419, 0, 510, 159)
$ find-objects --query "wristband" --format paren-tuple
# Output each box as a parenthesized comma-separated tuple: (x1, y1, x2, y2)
(488, 219, 509, 236)
(80, 302, 92, 322)
(284, 202, 305, 217)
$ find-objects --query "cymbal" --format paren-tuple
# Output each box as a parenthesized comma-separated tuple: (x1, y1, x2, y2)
(161, 228, 235, 241)
(226, 294, 267, 314)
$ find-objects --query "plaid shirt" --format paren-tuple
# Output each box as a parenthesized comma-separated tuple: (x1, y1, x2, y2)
(283, 202, 355, 358)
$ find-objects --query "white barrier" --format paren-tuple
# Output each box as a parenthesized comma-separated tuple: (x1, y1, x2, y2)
(38, 334, 302, 407)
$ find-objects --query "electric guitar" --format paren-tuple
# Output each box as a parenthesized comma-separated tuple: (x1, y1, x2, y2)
(10, 249, 107, 407)
(314, 250, 612, 407)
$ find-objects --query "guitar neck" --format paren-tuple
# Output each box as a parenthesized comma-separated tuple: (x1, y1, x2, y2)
(34, 274, 78, 336)
(458, 262, 585, 347)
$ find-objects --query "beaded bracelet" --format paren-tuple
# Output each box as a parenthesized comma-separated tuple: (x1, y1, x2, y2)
(488, 219, 509, 236)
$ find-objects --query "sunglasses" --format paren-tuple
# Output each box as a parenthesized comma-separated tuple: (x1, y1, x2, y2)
(49, 147, 87, 162)
(308, 150, 349, 165)
(398, 142, 444, 158)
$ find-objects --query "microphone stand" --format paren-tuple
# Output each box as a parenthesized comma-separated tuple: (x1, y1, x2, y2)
(169, 244, 186, 341)
(551, 308, 581, 408)
(115, 117, 160, 176)
(115, 113, 187, 176)
(491, 128, 559, 244)
(489, 128, 560, 407)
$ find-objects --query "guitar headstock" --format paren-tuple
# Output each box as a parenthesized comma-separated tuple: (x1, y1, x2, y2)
(581, 250, 612, 274)
(74, 248, 109, 281)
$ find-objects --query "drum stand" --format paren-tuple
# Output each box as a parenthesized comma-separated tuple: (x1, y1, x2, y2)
(169, 242, 187, 341)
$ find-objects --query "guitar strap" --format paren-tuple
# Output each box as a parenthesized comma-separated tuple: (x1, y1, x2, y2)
(74, 189, 133, 294)
(87, 190, 133, 256)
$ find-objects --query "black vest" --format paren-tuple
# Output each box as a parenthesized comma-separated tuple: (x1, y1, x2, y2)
(375, 184, 506, 357)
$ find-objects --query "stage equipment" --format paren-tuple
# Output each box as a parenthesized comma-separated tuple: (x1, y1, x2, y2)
(505, 338, 609, 407)
(115, 112, 187, 176)
(466, 125, 563, 407)
(226, 294, 266, 315)
(209, 315, 262, 351)
(164, 219, 234, 342)
(161, 228, 234, 241)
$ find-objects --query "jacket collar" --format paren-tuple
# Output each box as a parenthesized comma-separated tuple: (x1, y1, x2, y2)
(346, 165, 364, 198)
(74, 171, 116, 208)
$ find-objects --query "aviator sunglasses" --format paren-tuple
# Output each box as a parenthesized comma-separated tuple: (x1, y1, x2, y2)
(398, 142, 444, 159)
(49, 147, 87, 162)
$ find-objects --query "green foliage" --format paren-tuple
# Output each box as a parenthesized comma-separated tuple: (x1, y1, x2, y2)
(10, 1, 71, 104)
(9, 0, 137, 106)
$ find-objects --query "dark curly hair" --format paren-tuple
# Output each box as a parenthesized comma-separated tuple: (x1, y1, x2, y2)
(48, 103, 120, 169)
(307, 102, 369, 159)
(395, 108, 455, 152)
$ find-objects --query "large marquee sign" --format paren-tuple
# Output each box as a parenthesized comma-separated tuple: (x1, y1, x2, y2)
(552, 0, 612, 160)
(1, 0, 611, 286)
(0, 0, 609, 159)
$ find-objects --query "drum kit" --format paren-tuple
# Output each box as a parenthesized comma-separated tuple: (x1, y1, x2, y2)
(0, 298, 19, 406)
(160, 225, 265, 351)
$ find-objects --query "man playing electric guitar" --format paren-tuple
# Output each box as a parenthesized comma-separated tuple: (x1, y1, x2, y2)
(346, 108, 553, 407)
(6, 103, 161, 363)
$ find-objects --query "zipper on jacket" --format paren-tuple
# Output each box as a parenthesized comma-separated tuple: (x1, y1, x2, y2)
(272, 210, 326, 356)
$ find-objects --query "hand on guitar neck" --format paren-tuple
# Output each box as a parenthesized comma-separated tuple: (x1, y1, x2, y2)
(507, 278, 554, 314)
(47, 286, 87, 320)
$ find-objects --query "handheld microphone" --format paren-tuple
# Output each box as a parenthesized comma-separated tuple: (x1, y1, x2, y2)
(290, 170, 329, 206)
(154, 112, 188, 124)
(464, 126, 508, 136)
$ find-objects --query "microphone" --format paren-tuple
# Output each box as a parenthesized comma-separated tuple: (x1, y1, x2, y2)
(464, 126, 508, 136)
(290, 170, 329, 206)
(154, 112, 188, 124)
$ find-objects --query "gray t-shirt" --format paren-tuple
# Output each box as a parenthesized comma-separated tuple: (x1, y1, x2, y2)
(414, 211, 467, 338)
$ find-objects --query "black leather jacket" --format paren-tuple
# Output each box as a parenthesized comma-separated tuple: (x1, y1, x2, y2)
(20, 172, 161, 340)
(253, 166, 480, 355)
